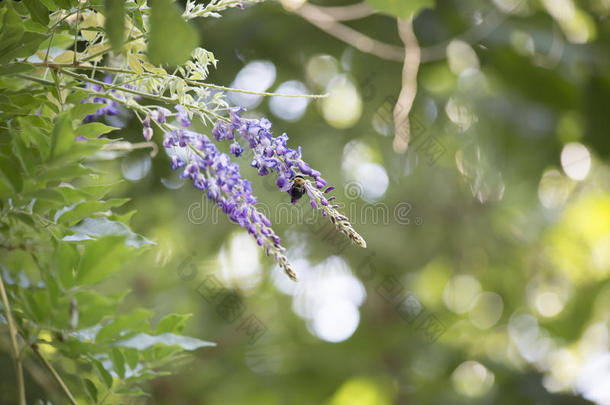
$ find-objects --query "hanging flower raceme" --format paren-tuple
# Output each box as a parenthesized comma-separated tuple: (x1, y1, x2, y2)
(153, 106, 298, 281)
(212, 107, 366, 248)
(139, 103, 366, 280)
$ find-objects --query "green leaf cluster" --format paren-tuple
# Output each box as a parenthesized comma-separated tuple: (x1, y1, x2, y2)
(0, 1, 214, 402)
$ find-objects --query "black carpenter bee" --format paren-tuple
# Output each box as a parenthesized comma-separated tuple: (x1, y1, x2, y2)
(290, 175, 306, 204)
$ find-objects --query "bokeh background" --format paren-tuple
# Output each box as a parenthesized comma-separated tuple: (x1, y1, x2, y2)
(76, 0, 610, 403)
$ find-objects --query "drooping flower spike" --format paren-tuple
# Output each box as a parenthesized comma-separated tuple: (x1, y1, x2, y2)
(212, 107, 366, 248)
(143, 104, 365, 281)
(212, 108, 328, 190)
(162, 124, 298, 281)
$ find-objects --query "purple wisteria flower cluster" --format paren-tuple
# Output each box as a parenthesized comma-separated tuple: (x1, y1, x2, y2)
(213, 108, 328, 194)
(212, 107, 366, 248)
(136, 103, 365, 280)
(152, 107, 298, 281)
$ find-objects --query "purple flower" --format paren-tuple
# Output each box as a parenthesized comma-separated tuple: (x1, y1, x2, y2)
(230, 141, 244, 157)
(171, 155, 185, 170)
(163, 127, 287, 259)
(152, 107, 170, 124)
(142, 114, 153, 140)
(210, 108, 366, 250)
(211, 107, 330, 196)
(276, 176, 290, 191)
(143, 127, 153, 141)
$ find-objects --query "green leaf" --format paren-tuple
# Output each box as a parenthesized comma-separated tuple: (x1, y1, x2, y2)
(122, 348, 139, 370)
(58, 183, 112, 204)
(0, 31, 47, 64)
(39, 162, 93, 183)
(12, 131, 37, 175)
(0, 4, 25, 57)
(124, 369, 169, 383)
(0, 152, 23, 191)
(25, 289, 52, 323)
(8, 212, 35, 228)
(91, 358, 113, 389)
(83, 378, 98, 403)
(114, 333, 216, 351)
(132, 8, 144, 32)
(27, 188, 65, 204)
(23, 0, 50, 26)
(156, 313, 192, 334)
(0, 62, 34, 76)
(104, 0, 125, 54)
(110, 348, 126, 378)
(50, 112, 74, 158)
(115, 386, 149, 397)
(23, 19, 48, 34)
(74, 122, 119, 139)
(54, 242, 78, 289)
(148, 0, 198, 66)
(76, 236, 132, 285)
(72, 290, 129, 328)
(17, 116, 51, 159)
(96, 308, 153, 341)
(65, 217, 154, 248)
(39, 0, 59, 12)
(54, 0, 72, 10)
(54, 198, 129, 225)
(365, 0, 434, 19)
(70, 103, 105, 122)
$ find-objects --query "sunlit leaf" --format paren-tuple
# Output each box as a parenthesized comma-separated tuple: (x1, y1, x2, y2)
(96, 308, 153, 342)
(70, 103, 105, 122)
(114, 333, 216, 351)
(110, 348, 126, 379)
(74, 122, 120, 139)
(23, 0, 49, 26)
(54, 199, 129, 225)
(65, 217, 154, 248)
(155, 313, 192, 334)
(50, 112, 74, 158)
(76, 236, 133, 285)
(91, 358, 113, 389)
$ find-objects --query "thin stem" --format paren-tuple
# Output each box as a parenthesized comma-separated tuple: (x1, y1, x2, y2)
(44, 31, 55, 64)
(308, 1, 374, 21)
(292, 2, 404, 62)
(26, 62, 328, 98)
(393, 18, 420, 154)
(31, 344, 78, 405)
(73, 3, 82, 65)
(17, 69, 230, 124)
(51, 70, 65, 109)
(103, 141, 159, 157)
(60, 69, 163, 100)
(0, 272, 26, 405)
(55, 68, 229, 121)
(48, 9, 77, 32)
(186, 81, 327, 98)
(80, 34, 145, 62)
